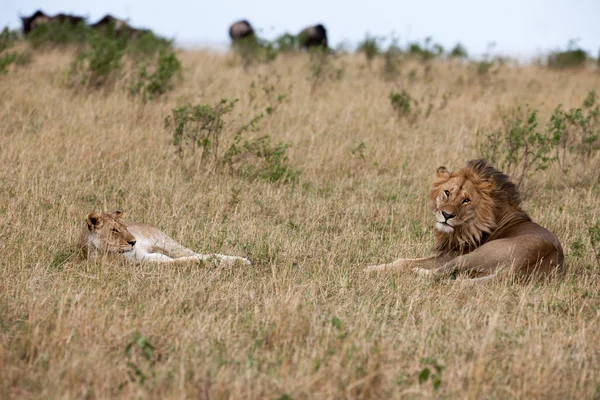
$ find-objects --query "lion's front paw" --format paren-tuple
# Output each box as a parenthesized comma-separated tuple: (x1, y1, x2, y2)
(412, 267, 432, 277)
(365, 264, 387, 273)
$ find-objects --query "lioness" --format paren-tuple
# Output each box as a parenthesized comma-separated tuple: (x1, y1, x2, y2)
(80, 210, 251, 266)
(366, 159, 564, 281)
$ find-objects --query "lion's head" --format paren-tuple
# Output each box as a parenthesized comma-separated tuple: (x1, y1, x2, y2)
(429, 159, 529, 252)
(83, 210, 136, 255)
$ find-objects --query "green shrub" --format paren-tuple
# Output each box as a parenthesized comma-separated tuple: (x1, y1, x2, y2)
(308, 48, 343, 92)
(68, 24, 180, 97)
(357, 34, 382, 65)
(71, 29, 127, 88)
(548, 90, 600, 173)
(449, 43, 468, 59)
(481, 106, 555, 188)
(130, 49, 181, 101)
(0, 27, 19, 53)
(407, 37, 444, 61)
(233, 36, 278, 69)
(548, 40, 587, 69)
(127, 29, 174, 58)
(166, 96, 300, 183)
(0, 27, 31, 74)
(26, 20, 90, 48)
(166, 99, 239, 162)
(224, 134, 301, 183)
(0, 52, 30, 74)
(482, 91, 600, 187)
(382, 35, 402, 80)
(389, 90, 413, 118)
(273, 33, 297, 53)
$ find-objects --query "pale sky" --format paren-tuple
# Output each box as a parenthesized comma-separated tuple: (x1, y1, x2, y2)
(3, 0, 599, 57)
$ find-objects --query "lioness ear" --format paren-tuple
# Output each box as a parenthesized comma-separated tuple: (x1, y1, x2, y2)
(436, 166, 450, 178)
(87, 212, 103, 230)
(113, 210, 124, 218)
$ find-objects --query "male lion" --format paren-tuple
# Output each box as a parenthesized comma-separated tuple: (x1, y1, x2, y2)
(366, 159, 564, 281)
(79, 210, 251, 266)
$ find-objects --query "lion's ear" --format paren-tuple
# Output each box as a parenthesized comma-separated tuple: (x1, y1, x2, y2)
(436, 166, 450, 178)
(87, 212, 103, 230)
(113, 210, 124, 218)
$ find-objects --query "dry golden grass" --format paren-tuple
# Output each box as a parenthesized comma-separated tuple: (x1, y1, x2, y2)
(0, 48, 599, 399)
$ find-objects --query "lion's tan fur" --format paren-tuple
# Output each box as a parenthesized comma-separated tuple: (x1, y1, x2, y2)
(366, 159, 565, 280)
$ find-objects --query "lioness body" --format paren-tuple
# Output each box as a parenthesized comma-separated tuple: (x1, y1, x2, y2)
(366, 160, 564, 281)
(80, 211, 250, 266)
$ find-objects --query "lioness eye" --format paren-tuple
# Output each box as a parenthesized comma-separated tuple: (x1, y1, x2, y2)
(444, 190, 450, 197)
(462, 198, 471, 204)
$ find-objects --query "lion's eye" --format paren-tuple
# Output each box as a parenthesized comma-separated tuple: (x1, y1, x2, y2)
(112, 228, 120, 234)
(444, 190, 450, 197)
(462, 198, 471, 204)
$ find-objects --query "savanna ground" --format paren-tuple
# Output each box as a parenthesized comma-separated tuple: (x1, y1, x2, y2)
(1, 46, 599, 399)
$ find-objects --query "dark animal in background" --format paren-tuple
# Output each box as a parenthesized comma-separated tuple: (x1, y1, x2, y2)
(20, 10, 86, 35)
(298, 24, 328, 49)
(229, 20, 255, 42)
(91, 14, 133, 37)
(20, 10, 50, 34)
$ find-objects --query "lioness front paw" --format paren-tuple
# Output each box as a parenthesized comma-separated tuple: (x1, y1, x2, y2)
(219, 256, 251, 266)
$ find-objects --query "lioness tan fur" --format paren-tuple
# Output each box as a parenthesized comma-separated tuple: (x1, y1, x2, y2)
(79, 211, 251, 266)
(366, 159, 564, 281)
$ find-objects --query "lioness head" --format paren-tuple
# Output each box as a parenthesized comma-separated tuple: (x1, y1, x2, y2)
(85, 210, 136, 254)
(429, 159, 524, 251)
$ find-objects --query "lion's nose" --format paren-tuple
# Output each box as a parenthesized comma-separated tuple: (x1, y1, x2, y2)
(128, 240, 136, 246)
(442, 211, 456, 221)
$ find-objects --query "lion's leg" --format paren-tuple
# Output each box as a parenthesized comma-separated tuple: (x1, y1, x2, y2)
(420, 236, 557, 280)
(366, 253, 455, 273)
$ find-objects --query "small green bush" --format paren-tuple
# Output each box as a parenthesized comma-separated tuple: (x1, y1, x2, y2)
(68, 24, 180, 97)
(166, 99, 239, 162)
(0, 52, 30, 74)
(357, 34, 382, 65)
(0, 27, 30, 74)
(166, 96, 300, 183)
(224, 135, 301, 183)
(449, 43, 468, 59)
(382, 35, 403, 80)
(389, 90, 413, 118)
(0, 27, 19, 53)
(548, 90, 600, 173)
(26, 20, 90, 48)
(127, 29, 173, 59)
(130, 49, 182, 101)
(233, 36, 278, 69)
(273, 33, 297, 53)
(481, 91, 600, 187)
(481, 106, 555, 188)
(548, 40, 587, 69)
(71, 29, 127, 88)
(407, 37, 444, 61)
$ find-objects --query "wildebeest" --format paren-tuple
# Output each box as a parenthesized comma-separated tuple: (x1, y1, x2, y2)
(298, 24, 328, 49)
(20, 10, 50, 34)
(20, 10, 86, 35)
(229, 20, 255, 42)
(91, 14, 133, 37)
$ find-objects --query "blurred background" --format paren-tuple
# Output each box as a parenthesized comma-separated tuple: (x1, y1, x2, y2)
(3, 0, 600, 59)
